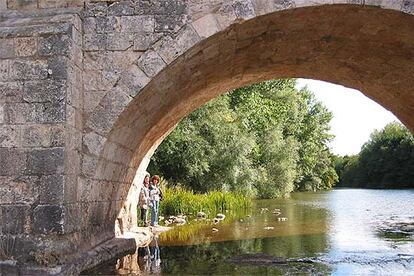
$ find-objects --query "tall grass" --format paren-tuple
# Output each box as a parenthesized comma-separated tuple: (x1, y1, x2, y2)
(159, 186, 252, 217)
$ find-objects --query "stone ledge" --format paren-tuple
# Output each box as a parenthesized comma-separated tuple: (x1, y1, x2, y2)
(0, 226, 168, 275)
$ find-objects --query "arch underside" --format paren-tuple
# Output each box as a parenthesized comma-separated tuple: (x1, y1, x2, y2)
(103, 4, 414, 233)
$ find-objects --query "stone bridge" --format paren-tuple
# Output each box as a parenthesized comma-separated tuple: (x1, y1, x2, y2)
(1, 0, 414, 273)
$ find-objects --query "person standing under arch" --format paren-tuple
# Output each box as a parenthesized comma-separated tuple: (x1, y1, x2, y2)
(139, 174, 150, 226)
(149, 175, 162, 227)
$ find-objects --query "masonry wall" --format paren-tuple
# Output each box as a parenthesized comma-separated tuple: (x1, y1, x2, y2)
(1, 0, 414, 271)
(0, 10, 84, 263)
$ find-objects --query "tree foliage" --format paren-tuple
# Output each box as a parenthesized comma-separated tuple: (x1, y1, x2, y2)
(335, 122, 414, 188)
(149, 79, 337, 198)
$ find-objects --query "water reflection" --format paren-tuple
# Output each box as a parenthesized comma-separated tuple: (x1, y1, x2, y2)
(114, 235, 161, 275)
(82, 189, 414, 275)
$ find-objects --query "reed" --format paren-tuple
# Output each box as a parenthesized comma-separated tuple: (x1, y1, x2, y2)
(159, 186, 252, 217)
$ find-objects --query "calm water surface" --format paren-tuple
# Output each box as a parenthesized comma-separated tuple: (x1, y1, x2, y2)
(83, 189, 414, 275)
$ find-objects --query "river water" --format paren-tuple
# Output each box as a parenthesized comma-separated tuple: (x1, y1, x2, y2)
(83, 189, 414, 275)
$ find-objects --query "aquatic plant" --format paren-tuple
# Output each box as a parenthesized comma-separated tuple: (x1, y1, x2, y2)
(159, 186, 252, 217)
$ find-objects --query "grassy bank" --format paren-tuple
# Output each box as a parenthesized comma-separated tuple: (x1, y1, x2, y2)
(159, 186, 252, 217)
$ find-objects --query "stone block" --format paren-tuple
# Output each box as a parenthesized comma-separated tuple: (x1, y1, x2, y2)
(192, 13, 220, 38)
(86, 104, 119, 136)
(155, 26, 200, 64)
(38, 34, 71, 57)
(0, 205, 30, 234)
(133, 33, 161, 51)
(137, 50, 166, 77)
(0, 148, 26, 176)
(47, 57, 68, 80)
(38, 0, 68, 8)
(155, 14, 188, 33)
(76, 177, 93, 202)
(83, 1, 108, 17)
(83, 131, 107, 156)
(5, 102, 65, 124)
(0, 103, 4, 124)
(402, 0, 414, 14)
(99, 87, 132, 115)
(14, 37, 37, 57)
(0, 82, 21, 103)
(0, 0, 6, 10)
(105, 32, 134, 51)
(3, 102, 29, 124)
(22, 79, 66, 103)
(233, 0, 256, 19)
(0, 125, 21, 147)
(63, 203, 81, 233)
(26, 147, 64, 175)
(83, 33, 107, 51)
(215, 3, 237, 29)
(81, 154, 98, 177)
(95, 16, 121, 33)
(21, 124, 51, 148)
(82, 90, 105, 114)
(6, 0, 37, 9)
(83, 17, 97, 34)
(50, 125, 65, 147)
(38, 174, 64, 204)
(33, 205, 64, 234)
(11, 60, 49, 80)
(0, 38, 15, 58)
(118, 64, 150, 97)
(108, 1, 135, 16)
(120, 15, 155, 33)
(0, 60, 11, 81)
(29, 101, 66, 123)
(0, 175, 38, 204)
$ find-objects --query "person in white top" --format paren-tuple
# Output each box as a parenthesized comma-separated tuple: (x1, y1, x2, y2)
(138, 174, 150, 226)
(149, 175, 162, 226)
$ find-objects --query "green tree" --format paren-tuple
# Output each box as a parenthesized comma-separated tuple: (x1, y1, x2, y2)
(149, 79, 338, 198)
(336, 122, 414, 188)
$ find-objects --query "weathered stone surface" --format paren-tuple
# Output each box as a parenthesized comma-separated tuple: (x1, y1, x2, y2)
(14, 37, 37, 57)
(83, 131, 106, 156)
(0, 204, 30, 234)
(6, 0, 37, 10)
(33, 205, 64, 234)
(192, 14, 220, 38)
(120, 15, 154, 33)
(26, 148, 64, 175)
(118, 64, 150, 97)
(0, 103, 4, 124)
(0, 82, 22, 102)
(38, 174, 64, 204)
(38, 34, 71, 56)
(0, 125, 20, 147)
(108, 1, 135, 16)
(21, 124, 51, 147)
(154, 26, 200, 64)
(22, 79, 66, 103)
(3, 102, 64, 124)
(137, 50, 166, 77)
(47, 57, 67, 79)
(0, 38, 15, 58)
(0, 148, 26, 176)
(0, 175, 38, 204)
(11, 59, 49, 80)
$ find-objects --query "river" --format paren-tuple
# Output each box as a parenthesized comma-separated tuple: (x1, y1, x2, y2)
(82, 189, 414, 275)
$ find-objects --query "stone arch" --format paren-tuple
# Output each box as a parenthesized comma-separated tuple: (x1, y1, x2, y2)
(81, 1, 414, 245)
(2, 0, 414, 271)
